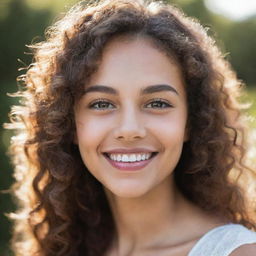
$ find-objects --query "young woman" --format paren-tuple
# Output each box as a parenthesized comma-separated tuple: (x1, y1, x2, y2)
(6, 0, 256, 255)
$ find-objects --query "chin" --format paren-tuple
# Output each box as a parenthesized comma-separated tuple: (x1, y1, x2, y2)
(106, 183, 150, 199)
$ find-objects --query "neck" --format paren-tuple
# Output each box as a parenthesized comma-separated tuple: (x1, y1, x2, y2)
(104, 175, 196, 254)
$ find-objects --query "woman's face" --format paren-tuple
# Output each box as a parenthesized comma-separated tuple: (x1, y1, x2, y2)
(74, 37, 188, 198)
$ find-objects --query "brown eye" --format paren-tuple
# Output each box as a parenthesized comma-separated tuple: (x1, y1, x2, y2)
(89, 100, 115, 110)
(145, 99, 173, 109)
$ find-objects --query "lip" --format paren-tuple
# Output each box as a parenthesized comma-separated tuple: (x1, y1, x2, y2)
(103, 152, 158, 171)
(103, 148, 157, 154)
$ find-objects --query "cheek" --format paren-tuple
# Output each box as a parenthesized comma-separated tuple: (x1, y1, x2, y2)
(75, 119, 105, 171)
(151, 115, 187, 171)
(75, 115, 114, 150)
(148, 112, 187, 143)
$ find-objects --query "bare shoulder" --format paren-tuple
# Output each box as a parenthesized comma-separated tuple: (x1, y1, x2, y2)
(229, 243, 256, 256)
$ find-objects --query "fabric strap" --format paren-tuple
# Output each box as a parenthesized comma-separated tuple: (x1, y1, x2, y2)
(188, 223, 256, 256)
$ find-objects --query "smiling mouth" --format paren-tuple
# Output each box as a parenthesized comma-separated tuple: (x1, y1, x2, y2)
(102, 152, 159, 171)
(103, 152, 158, 162)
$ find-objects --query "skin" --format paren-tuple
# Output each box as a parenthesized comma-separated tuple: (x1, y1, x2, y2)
(74, 36, 188, 199)
(230, 244, 256, 256)
(74, 37, 228, 255)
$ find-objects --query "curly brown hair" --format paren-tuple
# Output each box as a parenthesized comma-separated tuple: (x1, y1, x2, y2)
(5, 0, 256, 255)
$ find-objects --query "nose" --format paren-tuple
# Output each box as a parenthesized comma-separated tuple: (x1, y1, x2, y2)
(113, 106, 146, 142)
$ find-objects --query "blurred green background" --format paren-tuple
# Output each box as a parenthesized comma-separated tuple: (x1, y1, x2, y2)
(0, 0, 255, 255)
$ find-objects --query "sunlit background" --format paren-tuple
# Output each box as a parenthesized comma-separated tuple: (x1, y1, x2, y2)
(0, 0, 256, 255)
(206, 0, 256, 20)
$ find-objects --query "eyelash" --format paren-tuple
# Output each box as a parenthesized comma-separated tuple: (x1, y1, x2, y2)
(88, 98, 173, 110)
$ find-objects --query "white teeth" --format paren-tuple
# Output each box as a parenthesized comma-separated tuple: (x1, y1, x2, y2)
(122, 155, 129, 162)
(108, 153, 152, 162)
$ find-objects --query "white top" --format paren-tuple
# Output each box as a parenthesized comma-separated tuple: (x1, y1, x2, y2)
(188, 223, 256, 256)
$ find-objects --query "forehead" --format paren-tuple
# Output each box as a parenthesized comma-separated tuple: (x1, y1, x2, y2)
(86, 36, 186, 97)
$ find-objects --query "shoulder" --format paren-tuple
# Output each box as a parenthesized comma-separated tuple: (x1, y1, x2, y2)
(229, 243, 256, 256)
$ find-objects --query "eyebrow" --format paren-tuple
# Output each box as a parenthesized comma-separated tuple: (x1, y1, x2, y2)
(83, 84, 179, 96)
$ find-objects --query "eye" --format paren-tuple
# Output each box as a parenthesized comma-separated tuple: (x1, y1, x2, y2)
(88, 99, 115, 110)
(145, 99, 173, 109)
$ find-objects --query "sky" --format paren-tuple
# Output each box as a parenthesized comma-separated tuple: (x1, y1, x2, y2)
(205, 0, 256, 20)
